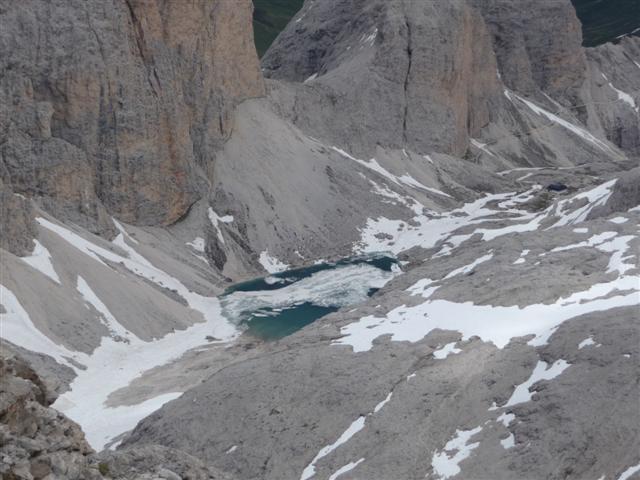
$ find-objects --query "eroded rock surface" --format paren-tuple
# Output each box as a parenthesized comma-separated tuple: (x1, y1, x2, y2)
(0, 353, 231, 479)
(0, 0, 263, 231)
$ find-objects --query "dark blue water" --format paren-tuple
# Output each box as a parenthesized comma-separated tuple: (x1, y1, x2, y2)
(221, 253, 398, 341)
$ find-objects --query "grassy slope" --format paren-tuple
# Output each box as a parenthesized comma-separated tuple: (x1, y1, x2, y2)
(252, 0, 639, 56)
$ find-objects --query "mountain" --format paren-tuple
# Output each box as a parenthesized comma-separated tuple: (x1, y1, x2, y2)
(252, 0, 640, 53)
(1, 0, 639, 479)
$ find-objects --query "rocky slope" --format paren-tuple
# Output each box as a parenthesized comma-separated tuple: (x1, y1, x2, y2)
(123, 168, 640, 480)
(0, 0, 638, 479)
(0, 353, 230, 479)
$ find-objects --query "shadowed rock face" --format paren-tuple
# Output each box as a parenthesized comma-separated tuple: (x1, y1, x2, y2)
(471, 0, 587, 103)
(261, 0, 503, 158)
(260, 0, 593, 158)
(0, 0, 264, 231)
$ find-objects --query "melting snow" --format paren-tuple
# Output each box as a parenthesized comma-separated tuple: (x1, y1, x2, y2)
(504, 360, 570, 407)
(27, 217, 237, 449)
(300, 416, 366, 480)
(21, 240, 61, 284)
(328, 459, 365, 480)
(186, 237, 206, 252)
(470, 139, 497, 157)
(433, 342, 462, 359)
(609, 217, 629, 224)
(618, 464, 640, 480)
(332, 147, 451, 198)
(431, 426, 483, 479)
(443, 253, 493, 279)
(513, 249, 530, 265)
(603, 74, 639, 113)
(505, 90, 616, 154)
(497, 412, 515, 427)
(373, 392, 393, 413)
(552, 179, 617, 227)
(0, 284, 76, 366)
(76, 276, 132, 339)
(304, 73, 318, 83)
(333, 276, 638, 353)
(258, 251, 289, 273)
(578, 337, 597, 349)
(500, 433, 515, 449)
(208, 208, 233, 245)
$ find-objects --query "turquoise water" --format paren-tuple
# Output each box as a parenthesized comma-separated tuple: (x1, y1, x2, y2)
(221, 254, 398, 341)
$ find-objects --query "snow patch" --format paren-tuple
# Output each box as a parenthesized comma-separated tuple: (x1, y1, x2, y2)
(618, 464, 640, 480)
(208, 208, 233, 245)
(0, 284, 76, 366)
(433, 342, 462, 359)
(258, 251, 289, 273)
(578, 337, 596, 349)
(186, 237, 205, 252)
(373, 392, 393, 413)
(609, 217, 629, 224)
(431, 426, 482, 479)
(505, 90, 616, 154)
(328, 459, 365, 480)
(300, 416, 366, 480)
(504, 360, 570, 407)
(21, 240, 61, 284)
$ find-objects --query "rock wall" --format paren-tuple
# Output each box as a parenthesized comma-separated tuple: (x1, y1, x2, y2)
(261, 0, 503, 158)
(0, 353, 232, 479)
(261, 0, 639, 163)
(0, 0, 263, 235)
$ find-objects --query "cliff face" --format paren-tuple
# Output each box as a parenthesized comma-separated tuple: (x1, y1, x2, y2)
(471, 0, 587, 103)
(261, 0, 503, 158)
(260, 0, 635, 162)
(0, 0, 263, 243)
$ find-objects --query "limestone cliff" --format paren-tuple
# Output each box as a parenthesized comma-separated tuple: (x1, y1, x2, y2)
(0, 0, 263, 249)
(261, 0, 637, 164)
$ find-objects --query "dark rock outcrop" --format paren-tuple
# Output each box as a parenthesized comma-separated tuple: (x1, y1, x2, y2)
(0, 353, 232, 479)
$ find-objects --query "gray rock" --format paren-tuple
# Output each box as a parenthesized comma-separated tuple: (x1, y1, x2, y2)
(588, 166, 640, 219)
(0, 0, 264, 228)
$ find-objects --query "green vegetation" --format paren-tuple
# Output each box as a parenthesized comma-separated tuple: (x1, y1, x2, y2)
(570, 0, 640, 47)
(98, 462, 110, 476)
(252, 0, 304, 57)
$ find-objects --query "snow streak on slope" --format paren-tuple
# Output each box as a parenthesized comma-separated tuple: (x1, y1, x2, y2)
(208, 208, 234, 245)
(0, 285, 76, 365)
(20, 240, 61, 284)
(2, 218, 240, 450)
(504, 90, 617, 154)
(300, 387, 398, 480)
(332, 147, 451, 198)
